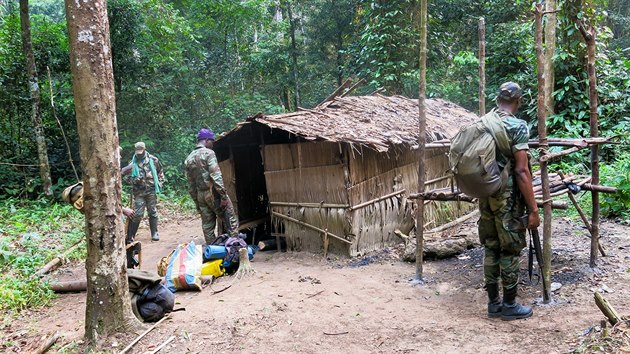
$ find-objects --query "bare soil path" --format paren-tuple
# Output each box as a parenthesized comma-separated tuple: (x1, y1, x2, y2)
(2, 211, 629, 353)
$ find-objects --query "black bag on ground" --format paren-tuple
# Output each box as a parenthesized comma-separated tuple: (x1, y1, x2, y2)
(128, 269, 174, 322)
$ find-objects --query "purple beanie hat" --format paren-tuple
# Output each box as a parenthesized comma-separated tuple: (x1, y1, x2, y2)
(197, 128, 215, 141)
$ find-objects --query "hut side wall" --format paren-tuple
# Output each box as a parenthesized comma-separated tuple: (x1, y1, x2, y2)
(265, 142, 352, 254)
(347, 147, 475, 256)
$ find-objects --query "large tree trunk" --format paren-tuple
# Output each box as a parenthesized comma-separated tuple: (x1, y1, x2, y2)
(19, 0, 52, 196)
(63, 0, 141, 345)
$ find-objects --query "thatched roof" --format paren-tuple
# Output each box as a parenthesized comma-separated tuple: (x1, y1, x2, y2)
(226, 94, 478, 152)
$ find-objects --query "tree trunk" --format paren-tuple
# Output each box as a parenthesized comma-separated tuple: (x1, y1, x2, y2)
(63, 0, 141, 345)
(534, 4, 552, 303)
(19, 0, 53, 196)
(478, 17, 486, 116)
(578, 22, 600, 268)
(285, 0, 301, 109)
(414, 0, 428, 282)
(544, 0, 557, 118)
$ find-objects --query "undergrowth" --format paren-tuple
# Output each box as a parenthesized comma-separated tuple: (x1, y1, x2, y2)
(0, 198, 85, 314)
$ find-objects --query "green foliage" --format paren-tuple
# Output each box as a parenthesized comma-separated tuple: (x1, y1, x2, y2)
(0, 198, 85, 313)
(600, 151, 630, 223)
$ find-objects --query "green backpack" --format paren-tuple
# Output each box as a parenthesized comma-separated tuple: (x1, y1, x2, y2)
(448, 110, 512, 198)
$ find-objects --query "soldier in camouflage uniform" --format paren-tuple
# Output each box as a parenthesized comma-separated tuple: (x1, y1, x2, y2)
(185, 128, 239, 244)
(479, 82, 540, 321)
(125, 142, 164, 242)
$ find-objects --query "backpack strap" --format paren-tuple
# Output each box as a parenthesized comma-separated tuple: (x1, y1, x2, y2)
(481, 110, 512, 159)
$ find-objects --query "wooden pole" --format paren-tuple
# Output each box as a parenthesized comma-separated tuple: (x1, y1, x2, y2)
(118, 316, 169, 354)
(578, 21, 600, 268)
(348, 189, 406, 211)
(271, 211, 352, 245)
(534, 4, 552, 303)
(478, 17, 486, 116)
(414, 0, 428, 283)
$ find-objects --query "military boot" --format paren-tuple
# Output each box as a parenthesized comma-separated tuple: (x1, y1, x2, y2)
(126, 218, 141, 244)
(501, 286, 533, 321)
(486, 283, 502, 318)
(149, 217, 159, 241)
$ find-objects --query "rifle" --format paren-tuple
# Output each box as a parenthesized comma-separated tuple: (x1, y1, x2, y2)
(528, 227, 549, 296)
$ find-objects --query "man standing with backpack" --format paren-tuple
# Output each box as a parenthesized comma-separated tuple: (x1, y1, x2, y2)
(451, 82, 540, 320)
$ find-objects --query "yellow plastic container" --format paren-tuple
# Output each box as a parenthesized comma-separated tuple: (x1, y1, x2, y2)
(201, 259, 225, 277)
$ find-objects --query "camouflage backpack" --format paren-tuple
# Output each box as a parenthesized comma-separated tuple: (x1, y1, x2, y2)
(448, 110, 512, 198)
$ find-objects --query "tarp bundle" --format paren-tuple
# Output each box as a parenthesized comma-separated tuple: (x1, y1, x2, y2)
(164, 241, 203, 292)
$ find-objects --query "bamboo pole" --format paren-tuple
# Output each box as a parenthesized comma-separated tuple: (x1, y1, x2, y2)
(478, 17, 486, 116)
(348, 189, 406, 211)
(270, 202, 350, 208)
(414, 0, 428, 283)
(271, 211, 352, 245)
(578, 21, 601, 268)
(534, 4, 552, 303)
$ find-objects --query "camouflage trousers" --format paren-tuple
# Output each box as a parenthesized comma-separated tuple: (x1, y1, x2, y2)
(478, 182, 527, 290)
(127, 188, 159, 241)
(195, 189, 239, 244)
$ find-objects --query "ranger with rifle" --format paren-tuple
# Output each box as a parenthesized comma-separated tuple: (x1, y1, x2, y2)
(452, 82, 541, 321)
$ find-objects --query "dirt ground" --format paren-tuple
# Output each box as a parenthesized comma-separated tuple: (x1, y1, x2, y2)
(2, 210, 630, 354)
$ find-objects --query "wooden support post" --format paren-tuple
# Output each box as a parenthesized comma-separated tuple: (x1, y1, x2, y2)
(579, 21, 601, 268)
(414, 0, 428, 283)
(478, 17, 486, 116)
(534, 4, 552, 303)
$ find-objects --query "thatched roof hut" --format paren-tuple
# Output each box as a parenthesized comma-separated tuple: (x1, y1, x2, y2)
(213, 94, 478, 256)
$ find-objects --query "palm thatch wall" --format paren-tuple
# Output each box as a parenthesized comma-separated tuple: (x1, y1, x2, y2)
(213, 94, 478, 256)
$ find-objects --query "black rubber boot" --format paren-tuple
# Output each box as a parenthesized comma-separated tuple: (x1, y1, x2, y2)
(149, 217, 159, 241)
(486, 283, 502, 318)
(501, 286, 533, 321)
(126, 218, 141, 244)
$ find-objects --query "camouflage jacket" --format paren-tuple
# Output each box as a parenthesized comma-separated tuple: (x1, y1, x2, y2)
(127, 153, 164, 191)
(184, 145, 227, 199)
(494, 108, 530, 174)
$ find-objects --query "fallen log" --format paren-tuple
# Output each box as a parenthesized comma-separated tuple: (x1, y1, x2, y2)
(49, 280, 87, 293)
